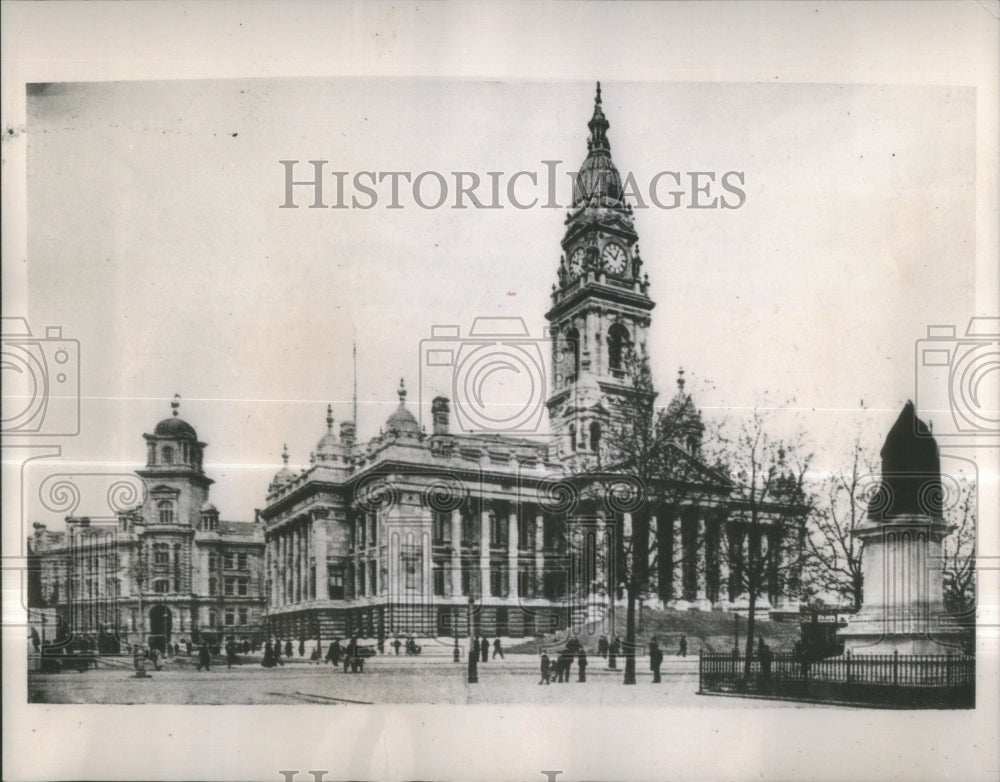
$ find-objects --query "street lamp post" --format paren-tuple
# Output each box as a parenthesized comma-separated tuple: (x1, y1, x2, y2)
(452, 607, 459, 662)
(467, 593, 478, 684)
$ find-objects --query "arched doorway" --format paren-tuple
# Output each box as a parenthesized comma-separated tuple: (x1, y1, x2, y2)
(149, 605, 172, 652)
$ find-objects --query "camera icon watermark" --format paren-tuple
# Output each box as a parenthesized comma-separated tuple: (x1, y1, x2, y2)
(419, 317, 550, 434)
(1, 317, 80, 437)
(915, 317, 999, 447)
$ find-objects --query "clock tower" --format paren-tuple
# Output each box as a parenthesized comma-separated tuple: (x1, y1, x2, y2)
(546, 83, 656, 462)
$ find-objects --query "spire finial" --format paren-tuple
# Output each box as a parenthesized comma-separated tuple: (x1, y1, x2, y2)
(677, 367, 686, 393)
(171, 393, 181, 417)
(352, 331, 358, 429)
(326, 403, 334, 432)
(398, 377, 407, 404)
(281, 443, 289, 466)
(587, 81, 610, 152)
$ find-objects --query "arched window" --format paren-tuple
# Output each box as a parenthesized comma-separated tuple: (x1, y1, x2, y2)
(608, 323, 631, 373)
(162, 446, 174, 465)
(565, 327, 580, 380)
(157, 500, 174, 525)
(590, 422, 602, 453)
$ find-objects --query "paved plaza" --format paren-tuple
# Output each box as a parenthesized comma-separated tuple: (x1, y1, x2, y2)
(28, 654, 845, 707)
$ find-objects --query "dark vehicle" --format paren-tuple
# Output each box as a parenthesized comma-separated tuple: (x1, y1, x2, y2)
(357, 645, 378, 659)
(39, 648, 98, 673)
(800, 611, 846, 660)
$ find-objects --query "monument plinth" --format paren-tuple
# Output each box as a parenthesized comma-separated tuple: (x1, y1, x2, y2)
(838, 402, 963, 655)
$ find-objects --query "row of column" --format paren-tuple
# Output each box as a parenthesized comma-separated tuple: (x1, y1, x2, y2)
(269, 515, 319, 606)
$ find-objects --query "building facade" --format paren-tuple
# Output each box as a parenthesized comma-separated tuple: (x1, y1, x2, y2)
(28, 398, 266, 651)
(260, 85, 805, 643)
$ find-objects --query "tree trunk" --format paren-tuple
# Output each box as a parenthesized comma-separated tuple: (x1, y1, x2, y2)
(742, 589, 757, 683)
(623, 586, 637, 684)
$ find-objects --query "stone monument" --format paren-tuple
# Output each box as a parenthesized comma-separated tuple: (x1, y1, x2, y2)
(838, 401, 963, 654)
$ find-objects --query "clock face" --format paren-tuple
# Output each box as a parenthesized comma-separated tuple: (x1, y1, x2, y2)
(569, 247, 586, 276)
(602, 243, 627, 274)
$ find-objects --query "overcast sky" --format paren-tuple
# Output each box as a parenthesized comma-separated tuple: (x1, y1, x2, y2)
(24, 78, 976, 523)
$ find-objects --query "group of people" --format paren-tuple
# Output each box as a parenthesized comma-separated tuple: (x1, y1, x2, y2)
(470, 636, 505, 662)
(538, 638, 588, 684)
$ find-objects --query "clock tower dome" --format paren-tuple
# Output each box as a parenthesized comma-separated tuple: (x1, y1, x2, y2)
(546, 83, 656, 462)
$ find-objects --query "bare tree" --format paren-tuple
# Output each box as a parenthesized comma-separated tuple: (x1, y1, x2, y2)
(941, 474, 976, 620)
(802, 429, 876, 611)
(716, 405, 812, 682)
(568, 355, 729, 684)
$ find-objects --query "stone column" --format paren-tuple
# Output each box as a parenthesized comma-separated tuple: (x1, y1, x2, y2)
(314, 515, 328, 602)
(671, 513, 684, 603)
(696, 515, 707, 600)
(507, 506, 519, 599)
(422, 527, 433, 599)
(449, 509, 462, 597)
(480, 506, 492, 598)
(534, 510, 545, 598)
(716, 513, 730, 606)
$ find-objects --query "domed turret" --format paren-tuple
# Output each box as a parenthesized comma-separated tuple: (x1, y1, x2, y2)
(269, 444, 295, 492)
(314, 404, 341, 462)
(385, 378, 420, 437)
(663, 368, 704, 455)
(154, 394, 198, 439)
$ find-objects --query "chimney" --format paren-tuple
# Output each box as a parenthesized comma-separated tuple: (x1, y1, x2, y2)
(432, 396, 451, 435)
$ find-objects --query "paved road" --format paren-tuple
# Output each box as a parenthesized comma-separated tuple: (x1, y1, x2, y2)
(28, 654, 841, 707)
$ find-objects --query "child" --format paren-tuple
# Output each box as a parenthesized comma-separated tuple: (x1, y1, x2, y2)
(539, 651, 551, 685)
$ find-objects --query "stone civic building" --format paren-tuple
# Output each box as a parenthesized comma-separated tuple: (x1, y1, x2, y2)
(28, 398, 266, 651)
(260, 85, 805, 643)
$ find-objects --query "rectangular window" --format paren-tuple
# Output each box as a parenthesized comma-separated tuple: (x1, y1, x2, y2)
(370, 514, 377, 546)
(153, 579, 169, 594)
(433, 566, 446, 597)
(328, 566, 345, 600)
(461, 511, 476, 546)
(358, 515, 367, 548)
(403, 547, 422, 591)
(209, 610, 217, 627)
(225, 609, 235, 626)
(209, 578, 217, 596)
(237, 578, 249, 597)
(237, 553, 248, 571)
(208, 552, 218, 571)
(224, 552, 235, 570)
(239, 607, 248, 625)
(433, 512, 451, 544)
(224, 577, 235, 596)
(358, 561, 366, 596)
(153, 545, 169, 565)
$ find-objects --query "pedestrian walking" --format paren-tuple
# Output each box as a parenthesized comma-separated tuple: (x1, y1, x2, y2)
(197, 644, 211, 672)
(558, 646, 574, 683)
(225, 637, 236, 668)
(608, 636, 619, 669)
(492, 638, 504, 659)
(597, 635, 609, 658)
(539, 651, 551, 685)
(284, 639, 293, 659)
(262, 640, 275, 667)
(650, 638, 663, 683)
(758, 637, 772, 686)
(480, 637, 489, 663)
(298, 637, 305, 657)
(678, 635, 687, 657)
(393, 637, 402, 655)
(577, 648, 588, 682)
